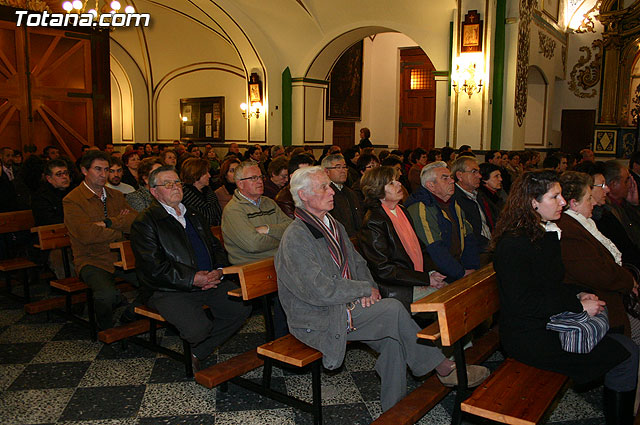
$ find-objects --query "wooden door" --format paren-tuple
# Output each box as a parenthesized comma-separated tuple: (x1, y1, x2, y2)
(561, 110, 596, 153)
(332, 121, 355, 152)
(399, 48, 436, 152)
(0, 20, 110, 159)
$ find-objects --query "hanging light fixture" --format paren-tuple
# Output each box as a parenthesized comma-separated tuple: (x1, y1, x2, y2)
(60, 0, 136, 20)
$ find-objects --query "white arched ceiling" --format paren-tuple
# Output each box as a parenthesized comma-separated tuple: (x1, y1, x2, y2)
(109, 0, 268, 142)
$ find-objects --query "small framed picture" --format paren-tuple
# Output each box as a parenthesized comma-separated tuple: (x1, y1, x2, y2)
(249, 82, 262, 103)
(461, 10, 483, 53)
(594, 129, 617, 156)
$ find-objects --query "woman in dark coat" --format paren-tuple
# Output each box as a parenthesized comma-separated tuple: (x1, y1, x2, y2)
(180, 158, 222, 226)
(557, 171, 638, 340)
(357, 166, 446, 313)
(492, 170, 638, 425)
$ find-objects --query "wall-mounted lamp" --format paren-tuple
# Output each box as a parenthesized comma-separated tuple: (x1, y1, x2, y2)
(240, 102, 261, 119)
(241, 72, 263, 119)
(452, 63, 483, 99)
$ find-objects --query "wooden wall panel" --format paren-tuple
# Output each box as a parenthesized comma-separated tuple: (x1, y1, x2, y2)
(0, 9, 110, 159)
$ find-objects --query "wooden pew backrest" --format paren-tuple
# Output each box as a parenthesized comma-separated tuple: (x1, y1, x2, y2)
(0, 210, 35, 234)
(110, 240, 136, 270)
(411, 263, 499, 346)
(222, 257, 277, 301)
(31, 223, 70, 250)
(210, 225, 224, 246)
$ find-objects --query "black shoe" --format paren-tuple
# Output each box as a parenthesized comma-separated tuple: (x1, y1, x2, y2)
(119, 303, 137, 325)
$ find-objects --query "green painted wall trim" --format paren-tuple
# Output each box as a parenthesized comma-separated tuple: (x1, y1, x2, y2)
(282, 67, 292, 147)
(433, 71, 450, 77)
(448, 22, 453, 97)
(490, 0, 506, 150)
(290, 77, 329, 85)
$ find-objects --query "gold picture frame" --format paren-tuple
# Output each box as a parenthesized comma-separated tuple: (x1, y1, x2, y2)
(461, 10, 483, 53)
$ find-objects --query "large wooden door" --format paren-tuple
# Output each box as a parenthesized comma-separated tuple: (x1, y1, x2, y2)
(399, 48, 436, 152)
(561, 110, 596, 153)
(0, 20, 110, 159)
(332, 121, 355, 153)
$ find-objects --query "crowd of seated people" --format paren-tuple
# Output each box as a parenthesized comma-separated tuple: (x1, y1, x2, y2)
(2, 141, 640, 419)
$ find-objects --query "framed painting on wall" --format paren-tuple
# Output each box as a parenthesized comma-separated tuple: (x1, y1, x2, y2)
(541, 0, 559, 22)
(327, 40, 363, 121)
(180, 96, 225, 142)
(461, 10, 483, 53)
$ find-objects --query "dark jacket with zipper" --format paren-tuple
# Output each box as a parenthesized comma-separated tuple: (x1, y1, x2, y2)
(358, 199, 437, 312)
(130, 200, 228, 298)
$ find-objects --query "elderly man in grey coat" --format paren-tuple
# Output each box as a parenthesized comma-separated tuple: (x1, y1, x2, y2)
(275, 166, 489, 412)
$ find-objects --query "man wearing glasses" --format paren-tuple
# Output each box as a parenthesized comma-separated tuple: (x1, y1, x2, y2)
(451, 156, 495, 261)
(222, 160, 292, 337)
(64, 150, 138, 330)
(131, 166, 250, 371)
(321, 154, 363, 237)
(32, 159, 74, 278)
(222, 160, 292, 265)
(405, 161, 479, 283)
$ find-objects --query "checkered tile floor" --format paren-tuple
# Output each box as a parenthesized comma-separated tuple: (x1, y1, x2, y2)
(0, 281, 609, 424)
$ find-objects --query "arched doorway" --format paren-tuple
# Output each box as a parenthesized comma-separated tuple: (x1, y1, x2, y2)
(303, 29, 438, 150)
(524, 66, 548, 147)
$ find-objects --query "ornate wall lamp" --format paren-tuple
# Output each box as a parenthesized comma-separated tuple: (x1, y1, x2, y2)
(452, 62, 483, 98)
(240, 72, 263, 119)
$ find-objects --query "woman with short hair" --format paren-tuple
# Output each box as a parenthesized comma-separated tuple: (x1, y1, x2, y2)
(121, 151, 141, 189)
(493, 170, 638, 424)
(180, 158, 222, 226)
(558, 171, 639, 341)
(126, 157, 163, 212)
(358, 166, 447, 313)
(263, 156, 289, 199)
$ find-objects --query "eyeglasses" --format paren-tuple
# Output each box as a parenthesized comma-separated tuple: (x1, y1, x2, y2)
(592, 183, 608, 189)
(464, 169, 480, 175)
(153, 180, 183, 189)
(53, 170, 69, 177)
(325, 165, 348, 170)
(238, 175, 265, 182)
(365, 163, 379, 169)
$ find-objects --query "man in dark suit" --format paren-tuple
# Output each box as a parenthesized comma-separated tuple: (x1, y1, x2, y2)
(451, 156, 494, 261)
(321, 154, 363, 237)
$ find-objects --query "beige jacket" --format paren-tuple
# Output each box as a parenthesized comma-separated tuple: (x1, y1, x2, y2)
(63, 183, 136, 273)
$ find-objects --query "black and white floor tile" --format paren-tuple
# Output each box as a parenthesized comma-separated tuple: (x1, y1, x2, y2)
(0, 281, 610, 424)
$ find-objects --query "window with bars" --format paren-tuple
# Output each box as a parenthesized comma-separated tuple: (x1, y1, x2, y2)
(410, 68, 434, 90)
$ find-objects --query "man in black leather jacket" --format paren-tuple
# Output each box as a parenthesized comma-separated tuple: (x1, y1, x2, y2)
(130, 166, 250, 368)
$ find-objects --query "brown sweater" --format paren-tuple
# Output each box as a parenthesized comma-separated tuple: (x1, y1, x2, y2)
(557, 213, 635, 336)
(63, 183, 136, 274)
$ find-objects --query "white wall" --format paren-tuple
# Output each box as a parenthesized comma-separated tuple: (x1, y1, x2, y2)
(524, 67, 547, 146)
(154, 69, 247, 141)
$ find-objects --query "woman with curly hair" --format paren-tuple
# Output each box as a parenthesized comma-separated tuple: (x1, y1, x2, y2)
(180, 158, 222, 226)
(492, 170, 638, 424)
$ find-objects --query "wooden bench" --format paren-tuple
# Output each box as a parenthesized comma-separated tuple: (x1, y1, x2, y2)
(195, 257, 324, 424)
(0, 210, 38, 302)
(31, 223, 73, 278)
(409, 264, 569, 425)
(101, 239, 226, 377)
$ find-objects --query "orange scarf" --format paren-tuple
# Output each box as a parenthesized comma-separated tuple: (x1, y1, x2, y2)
(382, 204, 423, 272)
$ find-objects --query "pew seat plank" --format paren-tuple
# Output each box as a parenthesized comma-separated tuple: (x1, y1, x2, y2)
(257, 333, 322, 368)
(195, 348, 264, 388)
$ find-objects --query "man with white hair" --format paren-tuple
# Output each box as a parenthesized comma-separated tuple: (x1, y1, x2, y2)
(275, 166, 489, 412)
(405, 161, 479, 282)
